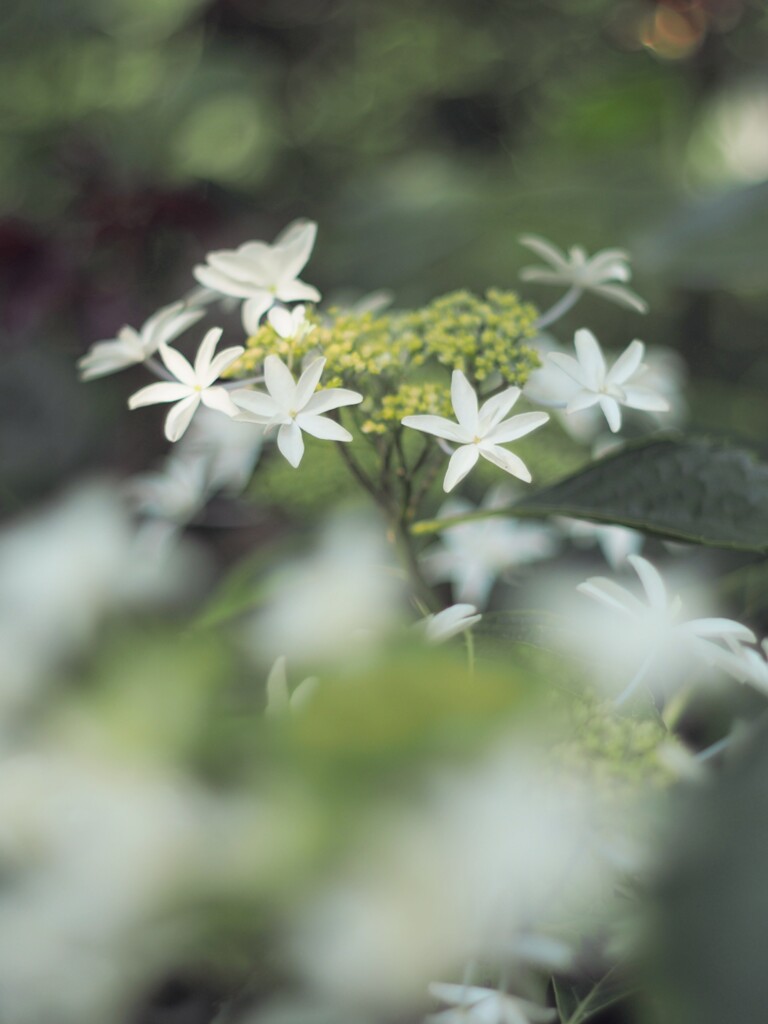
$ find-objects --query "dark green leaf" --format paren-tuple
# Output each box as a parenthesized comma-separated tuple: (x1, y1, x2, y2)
(413, 437, 768, 552)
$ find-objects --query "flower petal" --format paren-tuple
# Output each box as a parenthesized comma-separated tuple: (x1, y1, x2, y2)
(518, 234, 569, 270)
(478, 387, 520, 433)
(577, 577, 647, 617)
(565, 390, 601, 414)
(277, 420, 304, 467)
(547, 352, 590, 388)
(276, 279, 321, 304)
(242, 293, 274, 334)
(622, 386, 670, 413)
(574, 329, 606, 388)
(444, 445, 480, 492)
(193, 327, 224, 378)
(193, 264, 254, 299)
(164, 394, 201, 442)
(480, 444, 532, 483)
(628, 555, 668, 611)
(598, 395, 622, 432)
(272, 220, 317, 281)
(201, 387, 240, 418)
(294, 357, 326, 410)
(205, 345, 246, 386)
(231, 389, 282, 420)
(590, 282, 648, 314)
(158, 343, 196, 386)
(268, 306, 297, 339)
(303, 388, 363, 415)
(450, 370, 479, 431)
(401, 415, 469, 443)
(295, 413, 352, 441)
(607, 339, 644, 387)
(264, 355, 297, 409)
(485, 411, 549, 445)
(128, 381, 192, 409)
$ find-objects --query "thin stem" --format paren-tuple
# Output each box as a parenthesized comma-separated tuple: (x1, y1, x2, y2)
(334, 441, 387, 505)
(391, 515, 440, 612)
(696, 735, 732, 762)
(534, 286, 582, 331)
(614, 652, 655, 708)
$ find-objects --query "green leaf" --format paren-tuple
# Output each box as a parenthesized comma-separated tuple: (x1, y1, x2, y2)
(412, 437, 768, 552)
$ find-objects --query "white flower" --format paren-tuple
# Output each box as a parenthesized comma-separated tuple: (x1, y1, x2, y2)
(265, 656, 319, 716)
(77, 301, 205, 381)
(427, 983, 556, 1024)
(193, 219, 321, 334)
(127, 454, 210, 524)
(546, 330, 669, 433)
(127, 327, 244, 442)
(578, 554, 756, 702)
(558, 518, 644, 569)
(252, 512, 403, 666)
(268, 303, 316, 343)
(421, 604, 481, 644)
(423, 488, 558, 608)
(402, 371, 549, 492)
(519, 235, 647, 313)
(231, 355, 363, 468)
(699, 637, 768, 695)
(178, 407, 264, 496)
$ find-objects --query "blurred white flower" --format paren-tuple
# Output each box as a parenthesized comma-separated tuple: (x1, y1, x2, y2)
(128, 454, 209, 524)
(422, 489, 558, 608)
(402, 371, 549, 492)
(0, 748, 259, 1024)
(268, 304, 316, 344)
(178, 406, 265, 496)
(252, 511, 403, 665)
(232, 355, 362, 468)
(546, 330, 669, 434)
(421, 604, 481, 644)
(699, 637, 768, 695)
(290, 746, 609, 1009)
(77, 301, 204, 381)
(0, 484, 202, 715)
(519, 235, 647, 314)
(265, 656, 320, 716)
(427, 983, 556, 1024)
(193, 220, 321, 334)
(558, 518, 644, 569)
(128, 328, 243, 442)
(578, 555, 756, 703)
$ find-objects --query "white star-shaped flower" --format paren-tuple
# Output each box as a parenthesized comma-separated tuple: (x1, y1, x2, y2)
(427, 983, 556, 1024)
(193, 219, 321, 334)
(78, 301, 205, 380)
(231, 354, 363, 468)
(546, 329, 669, 433)
(402, 371, 549, 492)
(127, 327, 244, 442)
(519, 235, 647, 313)
(423, 488, 558, 607)
(578, 554, 756, 703)
(268, 303, 316, 343)
(265, 656, 319, 716)
(420, 604, 482, 644)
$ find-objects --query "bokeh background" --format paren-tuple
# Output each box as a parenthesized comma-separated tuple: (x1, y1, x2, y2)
(3, 0, 768, 513)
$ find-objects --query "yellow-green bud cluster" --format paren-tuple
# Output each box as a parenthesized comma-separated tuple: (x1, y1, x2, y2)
(226, 289, 540, 435)
(400, 289, 540, 384)
(361, 382, 453, 435)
